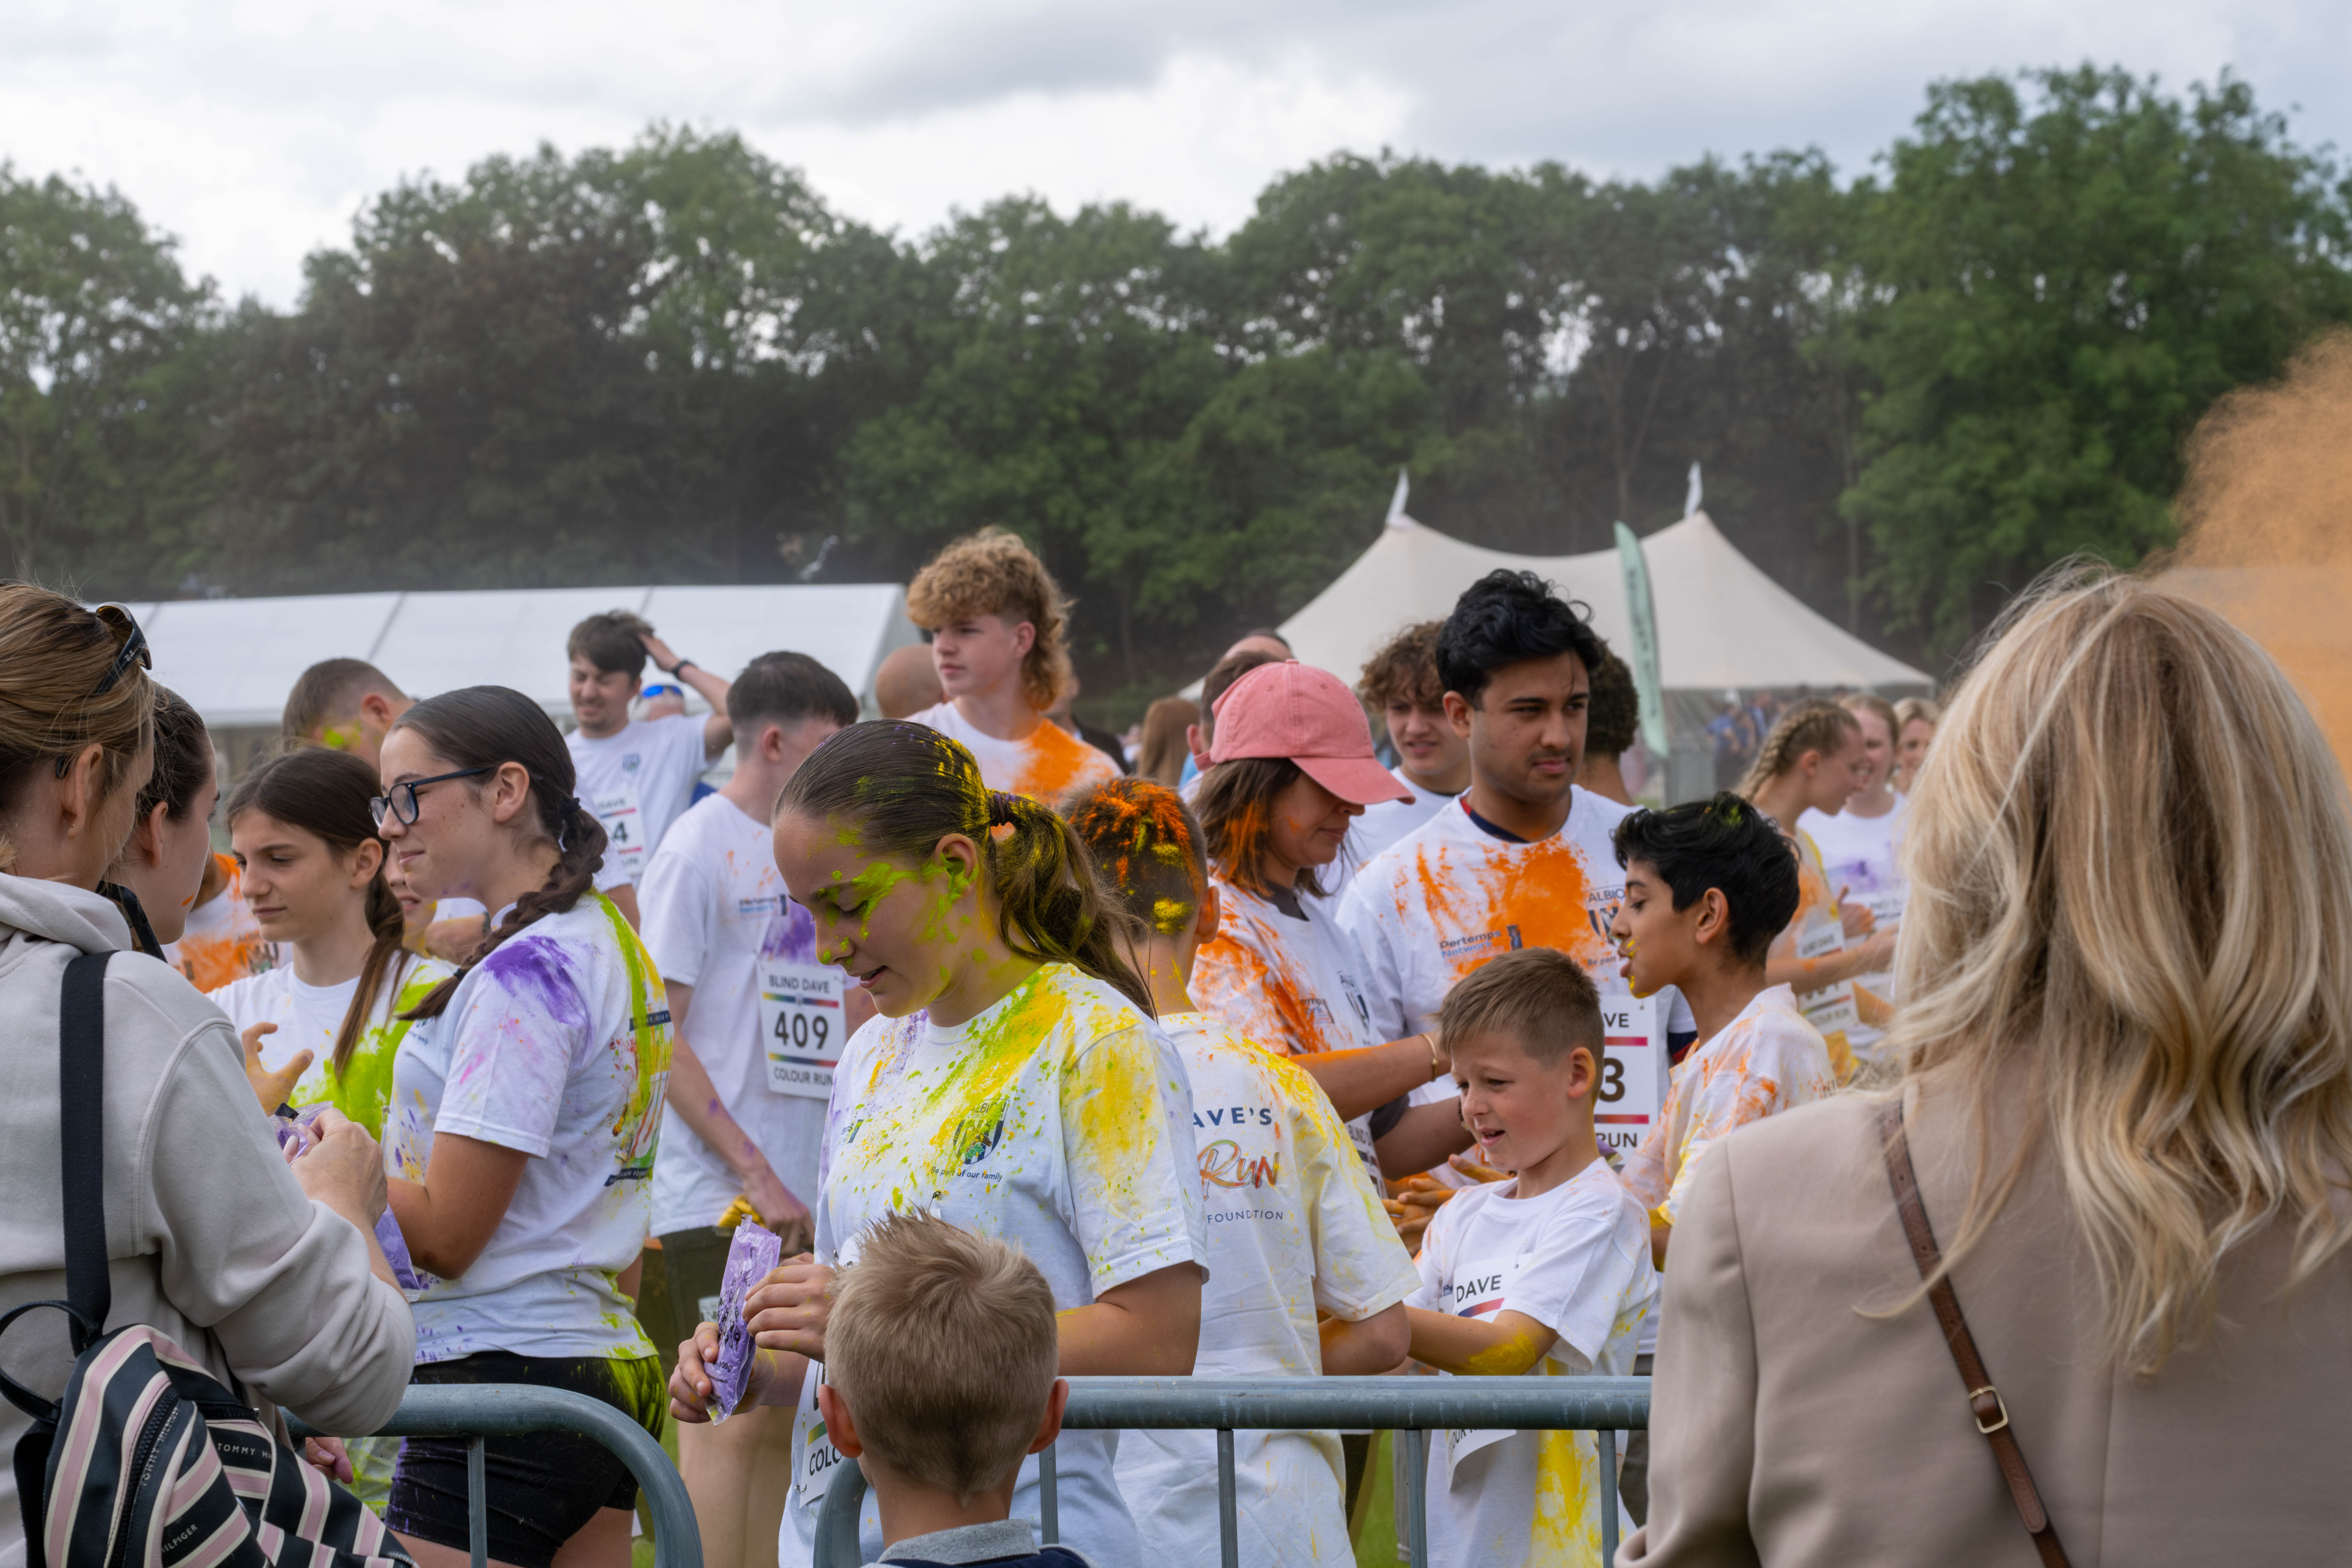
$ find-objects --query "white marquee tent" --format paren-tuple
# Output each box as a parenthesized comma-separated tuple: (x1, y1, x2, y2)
(127, 583, 924, 738)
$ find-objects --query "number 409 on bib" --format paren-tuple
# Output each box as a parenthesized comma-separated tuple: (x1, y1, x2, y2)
(762, 963, 844, 1100)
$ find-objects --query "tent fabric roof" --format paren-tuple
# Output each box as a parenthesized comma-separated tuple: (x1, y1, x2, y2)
(1274, 510, 1932, 693)
(125, 583, 924, 730)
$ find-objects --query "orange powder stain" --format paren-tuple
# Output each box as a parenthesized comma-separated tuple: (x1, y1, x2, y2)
(1394, 833, 1610, 983)
(1196, 920, 1341, 1057)
(1010, 720, 1121, 806)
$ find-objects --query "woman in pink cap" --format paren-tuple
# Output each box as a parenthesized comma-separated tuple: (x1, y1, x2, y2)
(1190, 661, 1481, 1187)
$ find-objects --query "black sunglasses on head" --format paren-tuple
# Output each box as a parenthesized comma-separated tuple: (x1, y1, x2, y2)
(54, 605, 153, 778)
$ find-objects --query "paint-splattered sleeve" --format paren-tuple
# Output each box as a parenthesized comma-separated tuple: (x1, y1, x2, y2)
(1656, 1018, 1830, 1225)
(1061, 1013, 1207, 1295)
(428, 935, 589, 1156)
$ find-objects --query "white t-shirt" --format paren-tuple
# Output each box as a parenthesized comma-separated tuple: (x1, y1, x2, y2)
(1797, 796, 1906, 1052)
(568, 715, 713, 890)
(212, 955, 455, 1136)
(1331, 767, 1460, 890)
(1115, 1013, 1420, 1568)
(1409, 1160, 1655, 1568)
(386, 893, 672, 1362)
(638, 793, 839, 1237)
(906, 701, 1123, 808)
(781, 965, 1206, 1568)
(1191, 875, 1387, 1183)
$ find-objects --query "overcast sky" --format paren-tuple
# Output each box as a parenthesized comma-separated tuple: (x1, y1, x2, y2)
(6, 0, 2347, 307)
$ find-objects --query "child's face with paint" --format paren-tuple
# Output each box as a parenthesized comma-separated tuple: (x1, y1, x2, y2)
(1262, 771, 1360, 884)
(1610, 857, 1719, 997)
(773, 808, 981, 1019)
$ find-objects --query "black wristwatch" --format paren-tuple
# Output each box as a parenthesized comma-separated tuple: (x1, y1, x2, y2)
(666, 658, 695, 677)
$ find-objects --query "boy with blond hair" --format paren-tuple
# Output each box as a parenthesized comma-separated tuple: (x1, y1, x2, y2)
(902, 528, 1121, 803)
(1403, 947, 1657, 1568)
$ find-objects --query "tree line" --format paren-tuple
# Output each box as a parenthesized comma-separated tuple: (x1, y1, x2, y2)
(4, 64, 2347, 713)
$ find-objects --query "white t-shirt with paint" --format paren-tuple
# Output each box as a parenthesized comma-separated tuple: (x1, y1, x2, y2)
(568, 714, 713, 890)
(1331, 767, 1460, 890)
(637, 793, 840, 1237)
(386, 893, 672, 1363)
(781, 964, 1206, 1568)
(1796, 795, 1906, 1053)
(1115, 1013, 1420, 1568)
(211, 955, 455, 1135)
(905, 701, 1123, 808)
(1409, 1160, 1656, 1568)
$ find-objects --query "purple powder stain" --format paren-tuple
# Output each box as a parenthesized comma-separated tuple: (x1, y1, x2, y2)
(759, 898, 818, 965)
(276, 1108, 423, 1290)
(709, 1220, 783, 1423)
(479, 934, 591, 1035)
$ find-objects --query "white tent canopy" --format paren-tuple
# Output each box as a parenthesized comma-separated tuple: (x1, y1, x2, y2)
(1276, 507, 1932, 693)
(126, 583, 924, 731)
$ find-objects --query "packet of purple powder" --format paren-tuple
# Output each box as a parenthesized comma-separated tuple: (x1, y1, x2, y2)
(708, 1219, 784, 1424)
(275, 1108, 423, 1290)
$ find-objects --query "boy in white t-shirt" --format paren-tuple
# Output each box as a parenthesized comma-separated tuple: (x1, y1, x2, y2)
(901, 528, 1121, 806)
(1337, 620, 1468, 883)
(564, 610, 735, 926)
(1067, 778, 1419, 1567)
(1404, 948, 1657, 1568)
(635, 652, 868, 1568)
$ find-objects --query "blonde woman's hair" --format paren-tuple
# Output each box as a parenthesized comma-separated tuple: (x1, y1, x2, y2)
(825, 1211, 1059, 1504)
(1736, 697, 1859, 801)
(1839, 690, 1899, 741)
(0, 587, 157, 874)
(1893, 695, 1941, 733)
(1883, 564, 2352, 1374)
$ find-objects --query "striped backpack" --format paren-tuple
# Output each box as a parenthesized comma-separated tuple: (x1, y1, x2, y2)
(0, 952, 413, 1568)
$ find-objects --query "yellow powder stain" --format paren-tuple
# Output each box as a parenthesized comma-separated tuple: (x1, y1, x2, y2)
(1529, 1364, 1603, 1566)
(1457, 1325, 1547, 1377)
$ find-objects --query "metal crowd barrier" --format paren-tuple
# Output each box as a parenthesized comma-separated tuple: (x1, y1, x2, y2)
(814, 1375, 1650, 1568)
(290, 1383, 702, 1568)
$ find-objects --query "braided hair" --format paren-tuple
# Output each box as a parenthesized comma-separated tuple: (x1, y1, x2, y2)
(392, 686, 609, 1021)
(777, 721, 1153, 1015)
(1736, 698, 1861, 802)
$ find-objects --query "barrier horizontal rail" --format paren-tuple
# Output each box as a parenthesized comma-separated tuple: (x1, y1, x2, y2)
(815, 1375, 1650, 1568)
(289, 1383, 701, 1568)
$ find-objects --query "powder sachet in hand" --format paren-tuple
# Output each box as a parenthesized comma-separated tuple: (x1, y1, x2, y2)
(274, 1107, 423, 1291)
(708, 1218, 784, 1425)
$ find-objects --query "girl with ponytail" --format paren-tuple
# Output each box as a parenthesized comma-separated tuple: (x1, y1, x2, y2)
(213, 747, 455, 1128)
(369, 687, 672, 1568)
(668, 721, 1205, 1568)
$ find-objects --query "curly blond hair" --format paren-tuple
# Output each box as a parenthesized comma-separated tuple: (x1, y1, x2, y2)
(904, 528, 1072, 712)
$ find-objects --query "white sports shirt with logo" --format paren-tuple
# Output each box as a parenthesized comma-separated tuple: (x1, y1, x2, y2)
(567, 714, 712, 890)
(638, 793, 845, 1237)
(1409, 1159, 1656, 1568)
(778, 964, 1206, 1568)
(1114, 1012, 1420, 1568)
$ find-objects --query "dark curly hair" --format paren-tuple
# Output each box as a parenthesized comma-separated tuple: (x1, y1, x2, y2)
(1610, 792, 1800, 965)
(1436, 570, 1605, 706)
(1583, 648, 1640, 759)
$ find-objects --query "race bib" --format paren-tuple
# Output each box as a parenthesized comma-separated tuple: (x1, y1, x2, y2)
(789, 1361, 849, 1518)
(762, 962, 845, 1099)
(1438, 1252, 1526, 1484)
(589, 785, 647, 878)
(1795, 920, 1859, 1039)
(1594, 994, 1663, 1157)
(1345, 1115, 1382, 1188)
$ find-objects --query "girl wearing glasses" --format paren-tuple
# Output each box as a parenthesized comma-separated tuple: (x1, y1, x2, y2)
(370, 686, 672, 1568)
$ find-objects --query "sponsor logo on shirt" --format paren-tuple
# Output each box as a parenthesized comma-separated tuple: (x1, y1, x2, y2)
(1194, 1103, 1277, 1129)
(623, 753, 642, 774)
(1439, 926, 1525, 962)
(736, 894, 784, 917)
(949, 1111, 1004, 1169)
(1198, 1140, 1280, 1190)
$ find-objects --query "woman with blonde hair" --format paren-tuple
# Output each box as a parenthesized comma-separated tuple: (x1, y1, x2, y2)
(1625, 567, 2352, 1565)
(1892, 694, 1940, 793)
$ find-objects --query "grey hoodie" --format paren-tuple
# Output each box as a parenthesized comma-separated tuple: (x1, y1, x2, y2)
(0, 875, 415, 1565)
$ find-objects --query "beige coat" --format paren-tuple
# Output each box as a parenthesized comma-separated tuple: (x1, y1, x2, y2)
(0, 876, 414, 1568)
(1620, 1088, 2352, 1566)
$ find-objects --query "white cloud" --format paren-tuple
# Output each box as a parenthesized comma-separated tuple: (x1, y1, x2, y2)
(1, 0, 2344, 306)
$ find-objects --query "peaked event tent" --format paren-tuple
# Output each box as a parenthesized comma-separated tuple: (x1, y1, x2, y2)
(1278, 506, 1932, 695)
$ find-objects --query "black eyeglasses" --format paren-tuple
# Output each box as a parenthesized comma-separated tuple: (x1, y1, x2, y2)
(371, 768, 492, 827)
(89, 604, 150, 696)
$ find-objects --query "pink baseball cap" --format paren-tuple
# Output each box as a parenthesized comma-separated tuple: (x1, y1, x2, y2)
(1206, 660, 1413, 805)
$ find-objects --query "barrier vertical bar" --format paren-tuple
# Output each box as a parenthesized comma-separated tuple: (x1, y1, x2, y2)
(1403, 1429, 1428, 1568)
(1039, 1440, 1059, 1545)
(1216, 1428, 1238, 1568)
(1599, 1427, 1618, 1566)
(466, 1436, 487, 1568)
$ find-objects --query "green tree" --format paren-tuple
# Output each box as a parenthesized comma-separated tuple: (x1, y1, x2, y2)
(1844, 67, 2352, 654)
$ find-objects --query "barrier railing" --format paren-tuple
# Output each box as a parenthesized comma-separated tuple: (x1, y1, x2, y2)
(290, 1384, 701, 1568)
(813, 1375, 1650, 1568)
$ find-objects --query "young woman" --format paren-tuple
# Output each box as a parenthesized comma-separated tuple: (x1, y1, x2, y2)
(103, 686, 220, 955)
(1795, 693, 1908, 1059)
(1740, 698, 1895, 1082)
(667, 720, 1206, 1568)
(212, 747, 455, 1137)
(371, 686, 672, 1568)
(1891, 695, 1940, 794)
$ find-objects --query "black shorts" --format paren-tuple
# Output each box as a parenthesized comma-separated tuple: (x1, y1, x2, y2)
(386, 1351, 666, 1568)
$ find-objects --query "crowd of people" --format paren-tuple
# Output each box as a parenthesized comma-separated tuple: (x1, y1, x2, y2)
(3, 518, 2349, 1568)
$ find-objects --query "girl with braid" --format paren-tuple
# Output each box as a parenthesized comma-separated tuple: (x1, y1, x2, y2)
(1738, 698, 1895, 1080)
(372, 687, 673, 1568)
(667, 722, 1205, 1568)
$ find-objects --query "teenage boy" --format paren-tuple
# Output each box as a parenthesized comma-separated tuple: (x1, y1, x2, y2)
(902, 528, 1120, 804)
(1066, 778, 1417, 1566)
(1403, 949, 1657, 1568)
(566, 609, 735, 925)
(636, 652, 867, 1568)
(1337, 571, 1697, 1156)
(1341, 620, 1470, 876)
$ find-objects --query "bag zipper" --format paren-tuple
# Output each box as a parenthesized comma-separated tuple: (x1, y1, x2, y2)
(105, 1393, 179, 1568)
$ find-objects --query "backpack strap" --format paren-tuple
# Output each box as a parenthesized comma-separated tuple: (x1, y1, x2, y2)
(1877, 1098, 2070, 1568)
(59, 952, 112, 1349)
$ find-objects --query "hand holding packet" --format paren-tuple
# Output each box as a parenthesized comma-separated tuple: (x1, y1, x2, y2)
(273, 1107, 422, 1291)
(709, 1219, 784, 1424)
